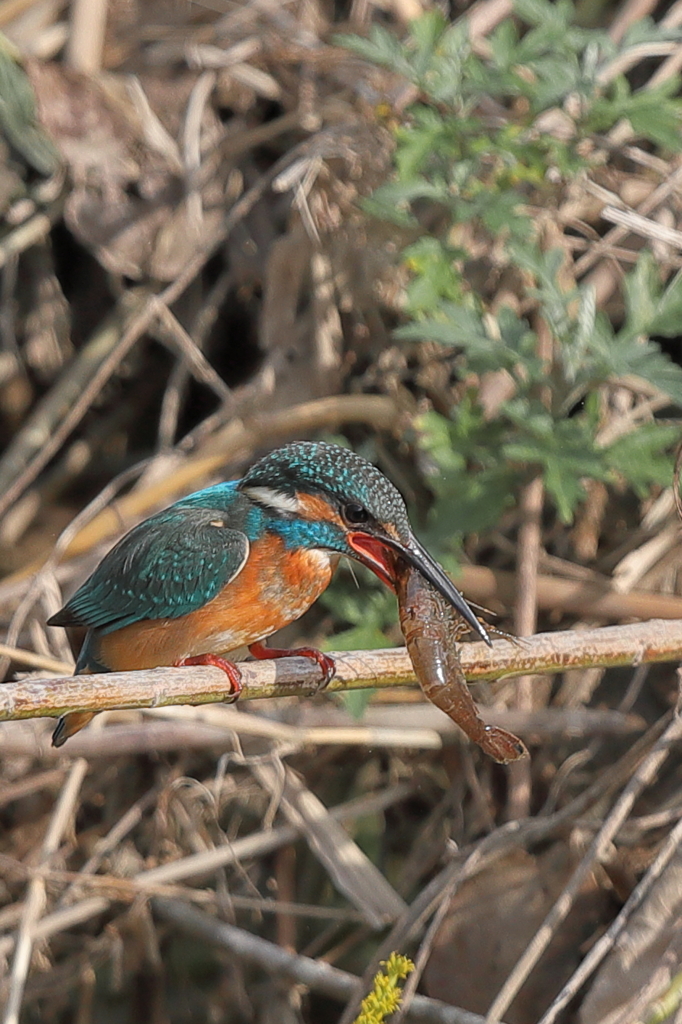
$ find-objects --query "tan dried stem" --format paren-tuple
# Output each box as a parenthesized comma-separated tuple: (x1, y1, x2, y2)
(674, 439, 682, 523)
(508, 307, 554, 818)
(537, 811, 682, 1024)
(66, 0, 108, 75)
(485, 707, 682, 1023)
(0, 785, 412, 964)
(2, 757, 89, 1024)
(3, 619, 682, 726)
(153, 898, 485, 1024)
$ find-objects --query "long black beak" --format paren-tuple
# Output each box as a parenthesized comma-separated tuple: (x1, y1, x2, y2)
(386, 535, 492, 646)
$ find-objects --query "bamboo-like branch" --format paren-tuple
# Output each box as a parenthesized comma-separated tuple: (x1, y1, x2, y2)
(2, 619, 682, 725)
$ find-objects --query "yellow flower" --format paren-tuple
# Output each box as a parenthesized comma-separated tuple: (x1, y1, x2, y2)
(353, 953, 415, 1024)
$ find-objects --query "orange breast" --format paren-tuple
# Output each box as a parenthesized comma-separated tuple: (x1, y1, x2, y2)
(95, 536, 336, 672)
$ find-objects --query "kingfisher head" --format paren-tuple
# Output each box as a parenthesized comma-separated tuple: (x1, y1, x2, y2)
(240, 441, 490, 645)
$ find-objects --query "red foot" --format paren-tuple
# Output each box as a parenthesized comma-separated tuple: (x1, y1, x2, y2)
(248, 641, 336, 689)
(174, 653, 243, 703)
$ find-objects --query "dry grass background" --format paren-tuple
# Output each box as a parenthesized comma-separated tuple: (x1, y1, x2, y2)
(2, 1, 682, 1022)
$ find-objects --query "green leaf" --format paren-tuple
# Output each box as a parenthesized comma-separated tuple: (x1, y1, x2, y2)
(503, 409, 610, 521)
(403, 238, 466, 312)
(648, 270, 682, 337)
(622, 252, 661, 335)
(605, 423, 678, 495)
(326, 621, 393, 652)
(605, 335, 682, 406)
(335, 26, 411, 76)
(588, 78, 682, 150)
(338, 6, 682, 549)
(339, 688, 375, 720)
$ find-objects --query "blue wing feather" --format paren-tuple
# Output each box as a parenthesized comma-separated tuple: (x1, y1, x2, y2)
(48, 503, 249, 633)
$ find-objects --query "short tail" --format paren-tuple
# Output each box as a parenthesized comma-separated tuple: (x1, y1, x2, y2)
(52, 645, 97, 747)
(52, 711, 95, 747)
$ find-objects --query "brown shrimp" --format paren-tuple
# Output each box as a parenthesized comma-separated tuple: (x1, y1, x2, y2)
(395, 561, 527, 764)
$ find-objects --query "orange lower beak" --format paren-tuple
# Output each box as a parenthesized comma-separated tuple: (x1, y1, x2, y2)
(347, 533, 397, 591)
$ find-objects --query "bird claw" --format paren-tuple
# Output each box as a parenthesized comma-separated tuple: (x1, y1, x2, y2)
(295, 646, 337, 691)
(248, 642, 336, 691)
(174, 654, 243, 703)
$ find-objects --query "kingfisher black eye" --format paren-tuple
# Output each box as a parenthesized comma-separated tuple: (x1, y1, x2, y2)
(343, 503, 370, 525)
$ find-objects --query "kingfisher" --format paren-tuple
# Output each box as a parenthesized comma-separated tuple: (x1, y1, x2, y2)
(47, 440, 490, 746)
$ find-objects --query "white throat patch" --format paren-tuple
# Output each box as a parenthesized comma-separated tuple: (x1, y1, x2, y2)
(243, 486, 300, 514)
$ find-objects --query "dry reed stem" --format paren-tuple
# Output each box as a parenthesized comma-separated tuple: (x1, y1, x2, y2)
(2, 757, 89, 1024)
(0, 785, 413, 962)
(66, 0, 108, 74)
(0, 203, 64, 269)
(250, 761, 407, 926)
(0, 707, 645, 760)
(462, 564, 682, 621)
(153, 897, 489, 1024)
(537, 812, 682, 1024)
(485, 708, 682, 1023)
(509, 472, 545, 819)
(4, 558, 682, 633)
(3, 620, 682, 725)
(391, 868, 463, 1024)
(0, 643, 71, 673)
(576, 165, 682, 277)
(0, 0, 44, 27)
(0, 124, 357, 520)
(321, 712, 673, 1023)
(609, 0, 660, 43)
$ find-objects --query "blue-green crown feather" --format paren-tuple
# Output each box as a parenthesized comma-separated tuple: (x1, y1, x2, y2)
(241, 441, 411, 540)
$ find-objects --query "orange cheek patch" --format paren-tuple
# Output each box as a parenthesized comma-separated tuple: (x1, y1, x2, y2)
(297, 493, 344, 527)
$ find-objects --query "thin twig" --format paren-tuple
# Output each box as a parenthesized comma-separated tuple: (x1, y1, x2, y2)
(392, 869, 463, 1024)
(336, 714, 669, 1024)
(601, 205, 682, 249)
(152, 298, 233, 405)
(1, 456, 156, 679)
(609, 0, 660, 43)
(250, 760, 406, 926)
(508, 472, 544, 819)
(0, 768, 66, 811)
(0, 293, 155, 520)
(575, 166, 682, 277)
(675, 439, 682, 522)
(0, 128, 335, 520)
(0, 202, 64, 270)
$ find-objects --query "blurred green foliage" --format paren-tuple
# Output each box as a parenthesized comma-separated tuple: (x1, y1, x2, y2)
(339, 1, 682, 545)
